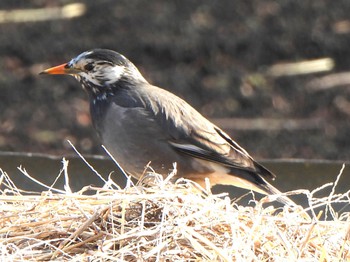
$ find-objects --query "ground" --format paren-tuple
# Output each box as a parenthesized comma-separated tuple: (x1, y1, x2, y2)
(1, 1, 350, 161)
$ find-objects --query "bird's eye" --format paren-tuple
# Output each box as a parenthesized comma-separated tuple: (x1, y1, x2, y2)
(84, 63, 94, 72)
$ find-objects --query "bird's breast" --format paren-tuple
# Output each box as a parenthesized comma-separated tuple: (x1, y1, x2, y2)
(91, 100, 213, 179)
(89, 95, 112, 136)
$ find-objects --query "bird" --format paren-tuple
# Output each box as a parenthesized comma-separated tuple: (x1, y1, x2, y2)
(40, 49, 294, 205)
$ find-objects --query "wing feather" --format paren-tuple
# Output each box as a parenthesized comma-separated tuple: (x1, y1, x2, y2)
(142, 85, 275, 180)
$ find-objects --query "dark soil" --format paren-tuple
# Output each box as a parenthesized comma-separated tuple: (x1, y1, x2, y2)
(1, 1, 350, 161)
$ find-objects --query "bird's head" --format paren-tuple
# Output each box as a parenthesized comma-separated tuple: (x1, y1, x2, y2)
(41, 49, 147, 96)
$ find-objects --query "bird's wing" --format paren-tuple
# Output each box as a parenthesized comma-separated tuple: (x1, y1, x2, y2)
(168, 127, 275, 180)
(144, 85, 275, 180)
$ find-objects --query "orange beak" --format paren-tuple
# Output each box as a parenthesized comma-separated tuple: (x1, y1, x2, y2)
(40, 63, 80, 75)
(40, 63, 69, 75)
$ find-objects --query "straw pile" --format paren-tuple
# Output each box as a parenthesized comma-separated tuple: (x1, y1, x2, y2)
(0, 160, 349, 261)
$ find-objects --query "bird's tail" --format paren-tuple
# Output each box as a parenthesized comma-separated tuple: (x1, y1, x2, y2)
(255, 177, 297, 207)
(226, 163, 297, 207)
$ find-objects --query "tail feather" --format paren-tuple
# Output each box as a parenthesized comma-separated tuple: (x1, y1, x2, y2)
(227, 165, 297, 207)
(257, 177, 297, 206)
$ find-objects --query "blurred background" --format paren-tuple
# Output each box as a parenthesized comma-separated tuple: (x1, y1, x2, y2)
(1, 1, 350, 161)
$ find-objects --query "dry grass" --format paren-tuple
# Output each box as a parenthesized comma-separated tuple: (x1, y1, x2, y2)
(0, 160, 349, 261)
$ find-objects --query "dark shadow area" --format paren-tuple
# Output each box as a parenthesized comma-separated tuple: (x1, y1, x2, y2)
(0, 1, 350, 161)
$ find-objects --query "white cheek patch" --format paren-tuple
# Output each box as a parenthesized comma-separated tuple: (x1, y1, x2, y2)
(80, 72, 101, 86)
(104, 65, 125, 84)
(79, 65, 125, 87)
